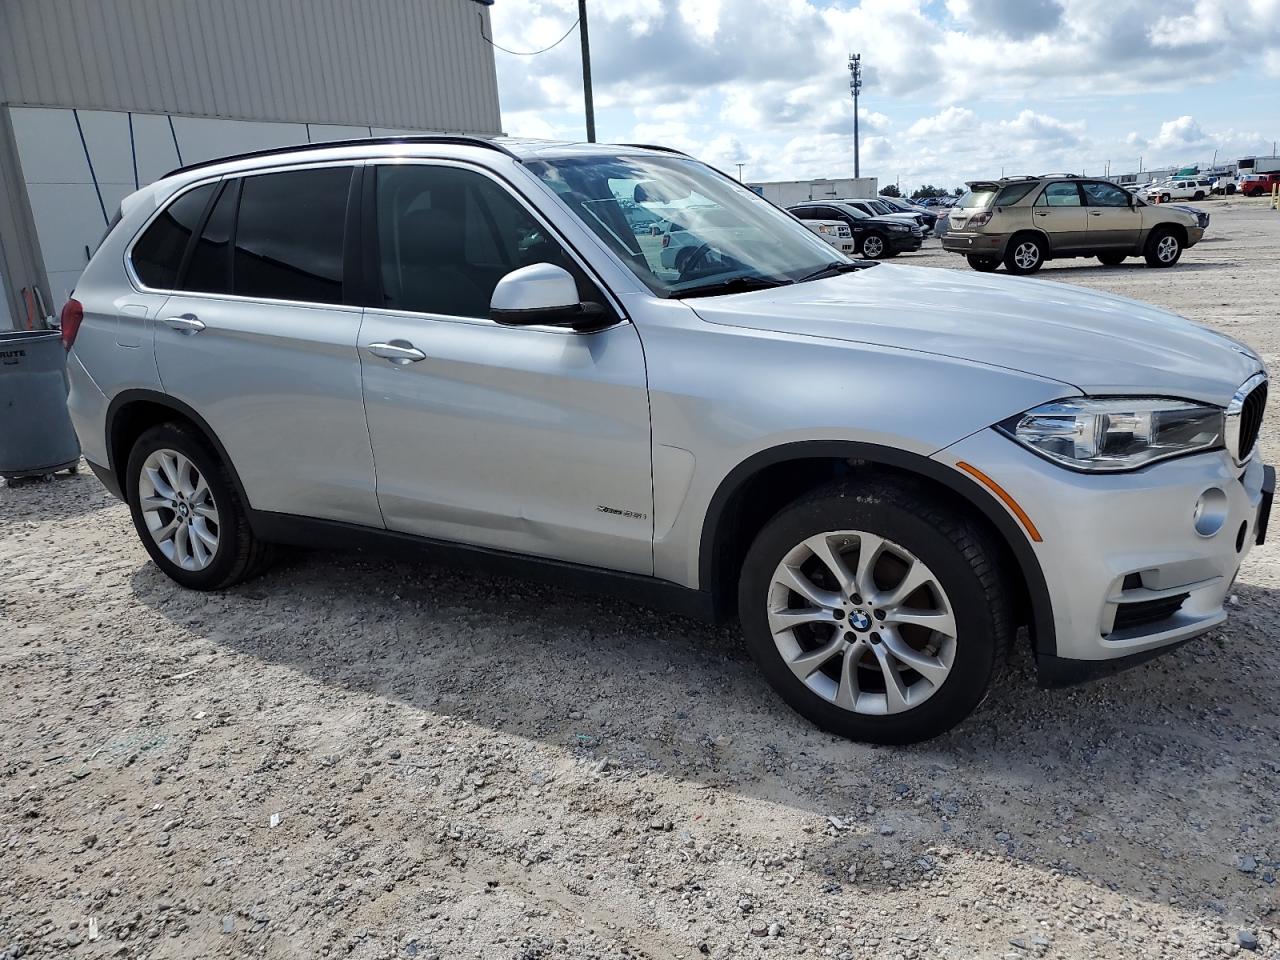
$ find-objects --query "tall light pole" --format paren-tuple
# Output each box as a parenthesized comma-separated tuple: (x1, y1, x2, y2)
(735, 162, 745, 182)
(848, 53, 862, 178)
(578, 0, 595, 142)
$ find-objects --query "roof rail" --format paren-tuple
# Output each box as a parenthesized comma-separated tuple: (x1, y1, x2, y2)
(162, 134, 521, 180)
(617, 143, 692, 157)
(1037, 172, 1080, 179)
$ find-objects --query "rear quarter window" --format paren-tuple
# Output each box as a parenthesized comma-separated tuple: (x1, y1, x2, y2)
(130, 183, 217, 289)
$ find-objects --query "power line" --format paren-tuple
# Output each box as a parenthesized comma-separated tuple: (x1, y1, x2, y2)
(478, 13, 580, 56)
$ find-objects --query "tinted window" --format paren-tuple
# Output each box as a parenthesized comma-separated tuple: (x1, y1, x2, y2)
(182, 180, 237, 294)
(1080, 182, 1130, 207)
(1037, 182, 1082, 207)
(233, 168, 350, 304)
(994, 182, 1037, 205)
(376, 165, 579, 319)
(131, 183, 215, 288)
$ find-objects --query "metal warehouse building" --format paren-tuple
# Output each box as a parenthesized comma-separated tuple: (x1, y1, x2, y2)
(0, 0, 502, 330)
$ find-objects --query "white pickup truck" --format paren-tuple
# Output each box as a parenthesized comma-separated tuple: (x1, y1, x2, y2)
(1145, 178, 1209, 203)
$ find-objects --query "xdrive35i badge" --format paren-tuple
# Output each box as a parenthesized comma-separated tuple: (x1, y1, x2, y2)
(596, 505, 648, 521)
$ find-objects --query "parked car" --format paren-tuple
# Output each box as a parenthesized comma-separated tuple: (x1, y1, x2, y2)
(789, 201, 923, 258)
(877, 195, 941, 233)
(944, 175, 1205, 274)
(799, 217, 857, 256)
(837, 198, 928, 233)
(658, 206, 758, 272)
(1240, 172, 1280, 197)
(1145, 179, 1206, 202)
(65, 137, 1271, 745)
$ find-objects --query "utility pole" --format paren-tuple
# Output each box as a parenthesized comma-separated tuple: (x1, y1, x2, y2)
(578, 0, 595, 142)
(848, 53, 862, 179)
(735, 163, 745, 182)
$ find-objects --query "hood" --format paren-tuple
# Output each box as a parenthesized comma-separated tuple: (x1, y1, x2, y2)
(689, 264, 1261, 406)
(861, 215, 914, 229)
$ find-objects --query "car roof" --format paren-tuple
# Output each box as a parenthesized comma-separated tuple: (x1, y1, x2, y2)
(159, 135, 687, 184)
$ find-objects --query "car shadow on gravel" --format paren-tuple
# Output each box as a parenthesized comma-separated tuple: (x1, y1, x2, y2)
(0, 473, 120, 521)
(126, 548, 1279, 918)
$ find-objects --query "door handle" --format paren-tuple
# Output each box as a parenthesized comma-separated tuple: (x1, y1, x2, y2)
(368, 340, 427, 364)
(1089, 211, 1103, 216)
(1034, 211, 1049, 217)
(162, 313, 205, 334)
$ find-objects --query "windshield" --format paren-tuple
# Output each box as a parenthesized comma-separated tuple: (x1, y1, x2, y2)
(525, 154, 846, 297)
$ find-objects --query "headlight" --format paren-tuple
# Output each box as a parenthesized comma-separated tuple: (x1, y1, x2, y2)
(885, 222, 908, 232)
(997, 398, 1224, 471)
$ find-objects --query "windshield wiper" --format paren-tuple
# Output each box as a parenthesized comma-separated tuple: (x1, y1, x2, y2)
(668, 275, 791, 299)
(795, 260, 878, 283)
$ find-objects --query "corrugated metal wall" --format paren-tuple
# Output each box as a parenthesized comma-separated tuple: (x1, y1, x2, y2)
(0, 0, 502, 134)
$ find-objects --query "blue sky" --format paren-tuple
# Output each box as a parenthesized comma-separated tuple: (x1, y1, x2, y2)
(488, 0, 1280, 190)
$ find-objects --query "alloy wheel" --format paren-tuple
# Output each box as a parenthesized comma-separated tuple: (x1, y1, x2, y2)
(1012, 241, 1041, 270)
(138, 449, 220, 571)
(863, 235, 884, 258)
(1156, 235, 1179, 263)
(767, 530, 957, 715)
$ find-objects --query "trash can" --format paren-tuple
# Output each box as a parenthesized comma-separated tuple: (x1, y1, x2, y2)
(0, 330, 81, 480)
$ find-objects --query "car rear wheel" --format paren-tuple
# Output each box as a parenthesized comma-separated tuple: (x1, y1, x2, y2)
(1144, 228, 1183, 268)
(860, 233, 888, 259)
(125, 423, 274, 590)
(1003, 234, 1045, 275)
(1193, 191, 1205, 201)
(966, 255, 999, 272)
(737, 478, 1011, 744)
(1097, 253, 1127, 266)
(1160, 193, 1171, 203)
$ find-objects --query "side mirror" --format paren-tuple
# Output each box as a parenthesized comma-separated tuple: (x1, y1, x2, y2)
(490, 263, 607, 331)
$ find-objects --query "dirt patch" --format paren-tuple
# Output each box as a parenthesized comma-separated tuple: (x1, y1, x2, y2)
(3, 199, 1279, 959)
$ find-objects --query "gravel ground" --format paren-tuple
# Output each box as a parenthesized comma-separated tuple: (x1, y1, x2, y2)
(3, 198, 1279, 960)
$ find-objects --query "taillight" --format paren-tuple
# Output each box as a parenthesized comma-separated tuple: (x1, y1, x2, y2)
(661, 234, 670, 248)
(970, 211, 993, 227)
(60, 298, 84, 350)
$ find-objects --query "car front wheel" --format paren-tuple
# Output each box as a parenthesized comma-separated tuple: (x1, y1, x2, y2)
(737, 478, 1011, 744)
(860, 233, 888, 258)
(1004, 234, 1046, 275)
(1144, 228, 1183, 267)
(125, 422, 274, 589)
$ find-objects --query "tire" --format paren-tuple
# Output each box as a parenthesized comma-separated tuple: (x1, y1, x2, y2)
(737, 477, 1011, 744)
(1144, 227, 1184, 268)
(125, 422, 274, 590)
(1160, 193, 1171, 203)
(1097, 252, 1127, 266)
(1193, 191, 1205, 201)
(1227, 184, 1237, 196)
(860, 233, 888, 259)
(966, 255, 999, 272)
(1003, 233, 1046, 275)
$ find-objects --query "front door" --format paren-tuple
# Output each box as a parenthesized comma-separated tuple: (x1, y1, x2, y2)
(1080, 180, 1142, 251)
(151, 166, 381, 526)
(358, 162, 654, 574)
(1032, 181, 1088, 253)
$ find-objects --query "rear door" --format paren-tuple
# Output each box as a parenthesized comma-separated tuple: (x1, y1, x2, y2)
(1031, 181, 1088, 252)
(1080, 181, 1142, 251)
(148, 165, 381, 526)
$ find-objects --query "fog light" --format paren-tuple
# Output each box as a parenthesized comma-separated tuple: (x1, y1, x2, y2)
(1193, 487, 1228, 537)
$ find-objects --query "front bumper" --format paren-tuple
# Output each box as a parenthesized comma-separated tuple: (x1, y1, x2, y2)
(889, 232, 923, 253)
(938, 430, 1270, 680)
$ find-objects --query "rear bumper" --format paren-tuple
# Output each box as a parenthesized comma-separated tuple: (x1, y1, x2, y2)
(941, 232, 1004, 257)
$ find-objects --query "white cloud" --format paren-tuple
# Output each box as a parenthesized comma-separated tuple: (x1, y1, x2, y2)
(490, 0, 1280, 186)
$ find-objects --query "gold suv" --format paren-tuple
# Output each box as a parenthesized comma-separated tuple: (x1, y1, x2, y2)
(942, 175, 1205, 275)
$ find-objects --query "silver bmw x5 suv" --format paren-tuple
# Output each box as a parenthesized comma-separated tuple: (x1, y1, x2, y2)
(64, 136, 1272, 744)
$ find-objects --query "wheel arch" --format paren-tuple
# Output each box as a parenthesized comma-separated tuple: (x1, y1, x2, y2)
(697, 440, 1057, 656)
(105, 389, 255, 518)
